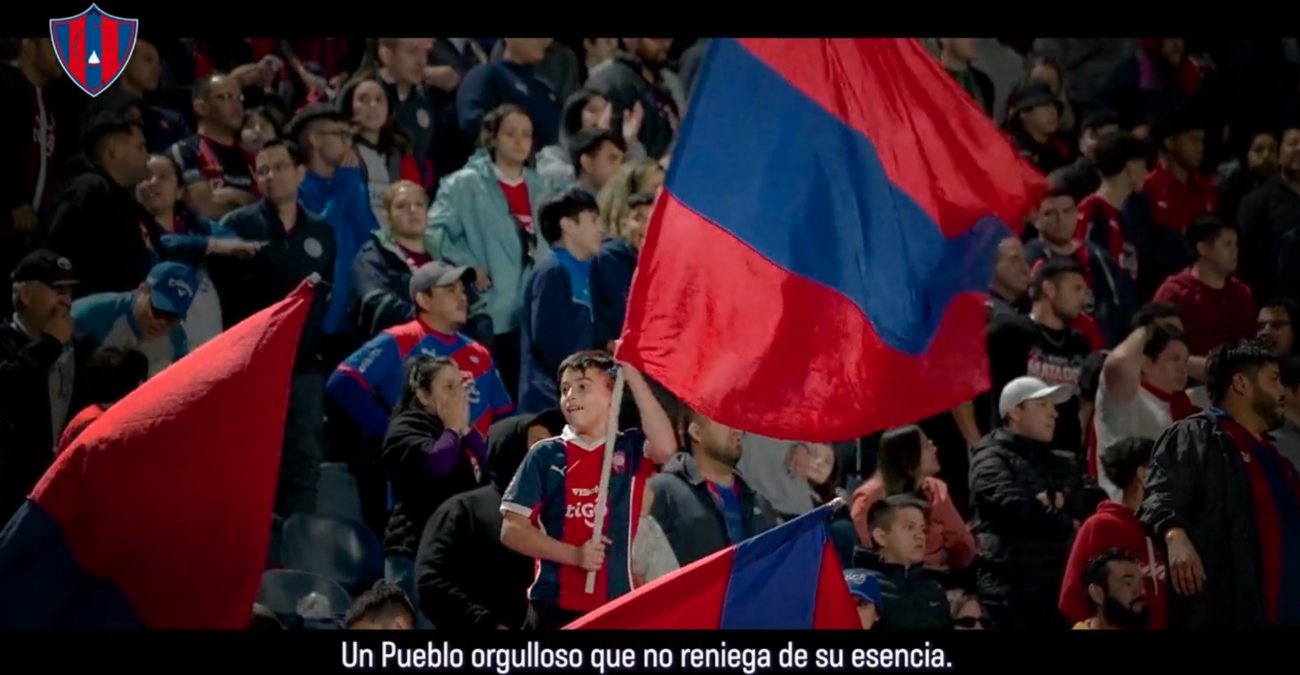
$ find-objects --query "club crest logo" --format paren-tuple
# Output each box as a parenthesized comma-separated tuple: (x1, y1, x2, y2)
(49, 5, 139, 98)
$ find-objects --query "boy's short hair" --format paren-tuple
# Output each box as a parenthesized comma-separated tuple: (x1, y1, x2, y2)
(539, 187, 600, 244)
(257, 137, 308, 166)
(569, 128, 627, 176)
(343, 583, 415, 628)
(1030, 256, 1086, 300)
(557, 349, 616, 385)
(1100, 437, 1154, 490)
(865, 493, 929, 540)
(1183, 215, 1233, 258)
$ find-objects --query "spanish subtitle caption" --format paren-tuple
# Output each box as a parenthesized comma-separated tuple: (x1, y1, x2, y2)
(340, 640, 953, 673)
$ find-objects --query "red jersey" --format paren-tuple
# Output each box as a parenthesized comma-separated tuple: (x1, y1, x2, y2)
(1059, 501, 1167, 629)
(1152, 269, 1256, 356)
(498, 178, 534, 235)
(1076, 194, 1138, 281)
(1142, 164, 1217, 232)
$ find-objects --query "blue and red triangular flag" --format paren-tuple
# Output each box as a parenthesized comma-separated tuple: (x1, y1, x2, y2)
(617, 38, 1045, 441)
(0, 281, 314, 628)
(566, 503, 859, 629)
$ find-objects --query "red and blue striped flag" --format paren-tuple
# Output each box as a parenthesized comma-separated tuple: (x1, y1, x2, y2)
(618, 38, 1045, 441)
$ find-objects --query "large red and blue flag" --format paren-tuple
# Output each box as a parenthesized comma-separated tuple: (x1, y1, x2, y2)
(618, 38, 1046, 442)
(0, 281, 314, 629)
(50, 4, 139, 97)
(565, 503, 860, 629)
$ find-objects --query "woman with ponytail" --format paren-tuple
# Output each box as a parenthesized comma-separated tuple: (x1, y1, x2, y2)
(382, 353, 488, 628)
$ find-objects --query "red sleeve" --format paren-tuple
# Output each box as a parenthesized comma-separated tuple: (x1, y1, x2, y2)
(1071, 313, 1107, 351)
(398, 154, 423, 184)
(1059, 516, 1099, 624)
(1151, 280, 1181, 305)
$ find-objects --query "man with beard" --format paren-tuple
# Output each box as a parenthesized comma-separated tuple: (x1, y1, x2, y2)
(170, 75, 257, 220)
(585, 38, 678, 160)
(643, 408, 779, 568)
(1072, 549, 1150, 629)
(1238, 124, 1300, 301)
(1142, 339, 1300, 628)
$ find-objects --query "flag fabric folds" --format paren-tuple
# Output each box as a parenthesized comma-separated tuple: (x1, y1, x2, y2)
(565, 503, 860, 629)
(0, 281, 315, 629)
(618, 38, 1046, 442)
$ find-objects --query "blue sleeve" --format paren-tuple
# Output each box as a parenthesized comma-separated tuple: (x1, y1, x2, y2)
(340, 167, 380, 245)
(528, 266, 581, 375)
(158, 233, 209, 267)
(326, 333, 402, 438)
(619, 428, 648, 467)
(70, 295, 121, 344)
(455, 65, 499, 138)
(501, 439, 555, 516)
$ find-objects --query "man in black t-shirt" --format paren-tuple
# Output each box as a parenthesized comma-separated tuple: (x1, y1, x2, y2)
(986, 256, 1095, 456)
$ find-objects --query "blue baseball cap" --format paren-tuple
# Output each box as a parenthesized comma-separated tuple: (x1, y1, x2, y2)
(844, 568, 881, 607)
(145, 262, 199, 316)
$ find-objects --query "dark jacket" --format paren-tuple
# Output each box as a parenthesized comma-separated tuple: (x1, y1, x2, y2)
(382, 406, 487, 558)
(853, 549, 951, 631)
(585, 51, 679, 160)
(416, 413, 554, 630)
(456, 61, 561, 150)
(0, 321, 95, 523)
(211, 200, 336, 369)
(349, 229, 441, 338)
(1236, 177, 1300, 301)
(968, 428, 1104, 604)
(647, 453, 778, 567)
(518, 252, 595, 415)
(591, 237, 636, 349)
(1139, 412, 1267, 629)
(46, 159, 164, 299)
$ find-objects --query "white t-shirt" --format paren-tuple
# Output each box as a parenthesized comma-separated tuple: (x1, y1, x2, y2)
(1093, 372, 1176, 500)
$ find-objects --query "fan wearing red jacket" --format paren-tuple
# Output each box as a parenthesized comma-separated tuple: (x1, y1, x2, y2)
(1059, 436, 1166, 628)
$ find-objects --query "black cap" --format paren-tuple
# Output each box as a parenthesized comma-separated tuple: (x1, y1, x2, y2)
(1149, 104, 1205, 141)
(1007, 82, 1061, 116)
(408, 261, 476, 300)
(10, 249, 79, 286)
(285, 103, 347, 142)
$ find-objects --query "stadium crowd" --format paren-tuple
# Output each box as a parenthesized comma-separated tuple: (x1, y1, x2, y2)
(2, 36, 1300, 632)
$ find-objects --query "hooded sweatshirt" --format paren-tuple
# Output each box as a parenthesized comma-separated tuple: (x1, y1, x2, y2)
(1058, 500, 1167, 629)
(381, 406, 488, 558)
(415, 411, 562, 630)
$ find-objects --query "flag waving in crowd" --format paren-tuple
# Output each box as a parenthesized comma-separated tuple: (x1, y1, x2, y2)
(567, 501, 859, 629)
(0, 281, 314, 629)
(618, 38, 1046, 442)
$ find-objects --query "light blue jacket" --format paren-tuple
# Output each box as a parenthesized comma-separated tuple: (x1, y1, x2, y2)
(428, 151, 550, 335)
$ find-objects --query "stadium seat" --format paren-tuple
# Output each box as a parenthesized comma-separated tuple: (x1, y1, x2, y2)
(280, 514, 383, 594)
(316, 462, 364, 524)
(256, 569, 352, 622)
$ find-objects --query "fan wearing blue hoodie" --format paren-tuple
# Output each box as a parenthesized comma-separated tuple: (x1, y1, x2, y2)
(518, 188, 603, 414)
(592, 191, 652, 350)
(289, 104, 380, 355)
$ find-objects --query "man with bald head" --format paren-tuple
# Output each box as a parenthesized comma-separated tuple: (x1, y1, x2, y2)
(168, 74, 257, 219)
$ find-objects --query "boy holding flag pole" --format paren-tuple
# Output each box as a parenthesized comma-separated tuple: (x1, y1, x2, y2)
(499, 349, 676, 629)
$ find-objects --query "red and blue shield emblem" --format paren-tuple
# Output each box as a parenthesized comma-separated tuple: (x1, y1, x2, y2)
(49, 4, 139, 97)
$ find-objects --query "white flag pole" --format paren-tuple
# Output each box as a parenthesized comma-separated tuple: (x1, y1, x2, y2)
(584, 366, 626, 594)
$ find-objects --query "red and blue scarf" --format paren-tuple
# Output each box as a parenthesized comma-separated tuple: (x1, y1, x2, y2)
(1213, 409, 1300, 625)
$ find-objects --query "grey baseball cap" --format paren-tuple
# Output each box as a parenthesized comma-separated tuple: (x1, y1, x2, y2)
(998, 376, 1074, 418)
(409, 261, 475, 300)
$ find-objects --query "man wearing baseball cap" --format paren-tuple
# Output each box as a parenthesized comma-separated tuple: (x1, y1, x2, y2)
(71, 261, 198, 378)
(969, 375, 1106, 632)
(329, 260, 512, 527)
(843, 568, 882, 629)
(0, 249, 98, 524)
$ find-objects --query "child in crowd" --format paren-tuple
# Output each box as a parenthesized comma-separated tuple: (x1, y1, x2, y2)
(853, 494, 951, 630)
(517, 188, 605, 414)
(499, 349, 676, 629)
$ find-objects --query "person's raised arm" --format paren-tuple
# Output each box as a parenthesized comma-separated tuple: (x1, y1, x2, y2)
(617, 361, 676, 464)
(1102, 326, 1150, 404)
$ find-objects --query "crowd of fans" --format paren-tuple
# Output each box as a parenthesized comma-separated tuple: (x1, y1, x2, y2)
(2, 36, 1300, 632)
